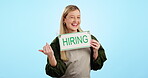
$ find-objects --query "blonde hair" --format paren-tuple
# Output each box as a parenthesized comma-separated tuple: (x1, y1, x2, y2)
(60, 5, 83, 61)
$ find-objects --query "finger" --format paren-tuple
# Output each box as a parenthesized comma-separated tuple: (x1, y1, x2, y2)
(91, 39, 98, 42)
(91, 42, 98, 47)
(46, 42, 48, 46)
(92, 42, 100, 49)
(38, 50, 44, 52)
(46, 42, 50, 47)
(46, 45, 50, 53)
(45, 45, 49, 53)
(91, 39, 99, 45)
(46, 42, 50, 46)
(45, 43, 50, 52)
(91, 42, 100, 49)
(49, 45, 53, 53)
(92, 39, 99, 43)
(91, 42, 99, 47)
(47, 43, 51, 49)
(90, 44, 98, 49)
(43, 46, 46, 53)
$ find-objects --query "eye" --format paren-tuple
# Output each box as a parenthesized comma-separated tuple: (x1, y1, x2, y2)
(77, 17, 80, 19)
(70, 16, 74, 18)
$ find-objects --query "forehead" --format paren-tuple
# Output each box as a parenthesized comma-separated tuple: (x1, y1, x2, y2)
(67, 10, 80, 16)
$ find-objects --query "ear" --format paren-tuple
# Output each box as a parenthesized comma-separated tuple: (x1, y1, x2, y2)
(63, 18, 66, 23)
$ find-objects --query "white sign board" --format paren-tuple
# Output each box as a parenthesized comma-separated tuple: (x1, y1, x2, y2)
(59, 31, 91, 51)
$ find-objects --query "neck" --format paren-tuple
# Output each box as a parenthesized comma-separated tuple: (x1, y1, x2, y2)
(67, 30, 78, 33)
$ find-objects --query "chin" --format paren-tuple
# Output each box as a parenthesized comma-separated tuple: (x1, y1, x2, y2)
(70, 29, 78, 32)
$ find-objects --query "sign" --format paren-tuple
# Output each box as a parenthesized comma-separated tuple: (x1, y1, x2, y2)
(58, 31, 91, 51)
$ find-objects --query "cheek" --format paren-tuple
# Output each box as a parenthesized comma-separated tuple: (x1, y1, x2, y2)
(66, 20, 72, 25)
(65, 21, 71, 27)
(79, 20, 81, 23)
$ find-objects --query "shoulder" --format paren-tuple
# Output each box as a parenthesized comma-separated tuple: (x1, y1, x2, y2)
(51, 36, 59, 44)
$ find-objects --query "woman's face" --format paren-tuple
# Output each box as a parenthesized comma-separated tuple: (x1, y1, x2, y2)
(64, 10, 81, 33)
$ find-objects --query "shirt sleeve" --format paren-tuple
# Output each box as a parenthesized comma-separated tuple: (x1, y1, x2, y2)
(91, 35, 107, 70)
(45, 37, 67, 77)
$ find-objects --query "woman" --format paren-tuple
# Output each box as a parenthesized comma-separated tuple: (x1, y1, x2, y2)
(39, 5, 107, 78)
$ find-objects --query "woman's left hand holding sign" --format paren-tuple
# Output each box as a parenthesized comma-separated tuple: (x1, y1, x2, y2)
(90, 39, 100, 60)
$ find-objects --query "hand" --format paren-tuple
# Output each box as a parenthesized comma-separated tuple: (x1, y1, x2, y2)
(90, 39, 100, 60)
(38, 43, 54, 57)
(38, 43, 57, 66)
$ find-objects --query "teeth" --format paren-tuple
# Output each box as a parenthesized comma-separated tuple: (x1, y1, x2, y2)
(72, 23, 77, 26)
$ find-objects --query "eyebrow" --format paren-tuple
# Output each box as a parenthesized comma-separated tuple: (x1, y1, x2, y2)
(69, 15, 80, 16)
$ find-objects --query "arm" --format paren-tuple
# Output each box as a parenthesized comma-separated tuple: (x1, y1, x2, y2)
(39, 37, 67, 77)
(45, 37, 67, 77)
(90, 35, 107, 70)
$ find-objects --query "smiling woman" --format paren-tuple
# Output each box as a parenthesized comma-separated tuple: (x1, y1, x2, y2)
(63, 9, 81, 33)
(60, 5, 82, 34)
(38, 5, 107, 78)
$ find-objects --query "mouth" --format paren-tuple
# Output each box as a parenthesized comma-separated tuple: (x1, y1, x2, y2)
(71, 23, 78, 27)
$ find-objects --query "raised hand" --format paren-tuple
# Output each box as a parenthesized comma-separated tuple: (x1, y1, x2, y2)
(38, 43, 54, 57)
(38, 43, 57, 66)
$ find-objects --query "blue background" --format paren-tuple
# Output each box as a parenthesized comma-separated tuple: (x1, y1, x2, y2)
(0, 0, 148, 78)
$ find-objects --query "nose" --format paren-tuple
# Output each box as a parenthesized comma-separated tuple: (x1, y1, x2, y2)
(74, 17, 79, 22)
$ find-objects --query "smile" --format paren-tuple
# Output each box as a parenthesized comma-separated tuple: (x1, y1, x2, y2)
(71, 23, 78, 27)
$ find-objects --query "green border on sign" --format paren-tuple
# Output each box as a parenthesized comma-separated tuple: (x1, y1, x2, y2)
(58, 31, 91, 51)
(61, 45, 90, 51)
(58, 31, 90, 37)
